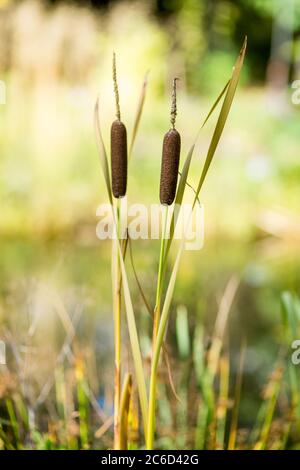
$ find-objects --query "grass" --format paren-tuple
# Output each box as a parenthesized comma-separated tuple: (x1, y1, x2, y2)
(0, 291, 299, 449)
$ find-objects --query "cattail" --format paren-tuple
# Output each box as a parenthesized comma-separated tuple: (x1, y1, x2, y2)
(159, 78, 181, 206)
(111, 119, 127, 198)
(111, 53, 127, 198)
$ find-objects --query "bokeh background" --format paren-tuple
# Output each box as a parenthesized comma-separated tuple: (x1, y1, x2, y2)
(0, 0, 299, 449)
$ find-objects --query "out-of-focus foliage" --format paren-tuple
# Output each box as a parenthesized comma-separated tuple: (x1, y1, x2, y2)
(2, 0, 300, 88)
(44, 0, 300, 85)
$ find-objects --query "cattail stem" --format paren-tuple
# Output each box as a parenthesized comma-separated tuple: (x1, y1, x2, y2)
(147, 361, 157, 450)
(152, 205, 169, 349)
(111, 53, 127, 448)
(148, 205, 169, 449)
(148, 78, 181, 448)
(113, 199, 122, 449)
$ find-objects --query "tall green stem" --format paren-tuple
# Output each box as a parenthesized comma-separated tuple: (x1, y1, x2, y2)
(113, 199, 122, 449)
(147, 241, 184, 449)
(148, 205, 169, 448)
(152, 205, 169, 349)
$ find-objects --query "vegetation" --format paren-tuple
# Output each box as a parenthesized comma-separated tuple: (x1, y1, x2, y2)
(0, 0, 299, 451)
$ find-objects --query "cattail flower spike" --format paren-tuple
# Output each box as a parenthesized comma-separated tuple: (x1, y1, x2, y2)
(170, 78, 179, 129)
(159, 78, 181, 206)
(111, 52, 128, 199)
(113, 51, 121, 121)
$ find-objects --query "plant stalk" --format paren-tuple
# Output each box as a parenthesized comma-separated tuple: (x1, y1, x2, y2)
(148, 205, 169, 448)
(113, 199, 122, 449)
(152, 205, 169, 350)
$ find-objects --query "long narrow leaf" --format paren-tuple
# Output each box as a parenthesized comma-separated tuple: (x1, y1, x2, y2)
(147, 239, 185, 448)
(94, 98, 113, 205)
(193, 37, 247, 206)
(216, 357, 230, 449)
(228, 341, 246, 450)
(119, 373, 132, 450)
(128, 235, 181, 404)
(164, 144, 195, 261)
(129, 72, 149, 159)
(154, 241, 184, 365)
(117, 237, 148, 437)
(253, 364, 283, 450)
(164, 78, 231, 263)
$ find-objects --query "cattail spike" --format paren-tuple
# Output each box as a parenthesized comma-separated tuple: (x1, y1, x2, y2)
(170, 78, 179, 129)
(111, 53, 127, 198)
(160, 78, 181, 205)
(113, 52, 121, 121)
(160, 129, 181, 205)
(111, 120, 127, 198)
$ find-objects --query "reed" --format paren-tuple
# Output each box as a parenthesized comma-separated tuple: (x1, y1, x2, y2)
(110, 52, 127, 449)
(153, 79, 181, 356)
(94, 41, 247, 450)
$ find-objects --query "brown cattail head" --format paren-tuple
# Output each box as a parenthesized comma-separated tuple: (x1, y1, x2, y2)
(111, 52, 127, 198)
(159, 78, 181, 205)
(111, 119, 127, 198)
(159, 128, 181, 205)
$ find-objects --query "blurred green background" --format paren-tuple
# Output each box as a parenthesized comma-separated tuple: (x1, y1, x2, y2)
(0, 0, 299, 449)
